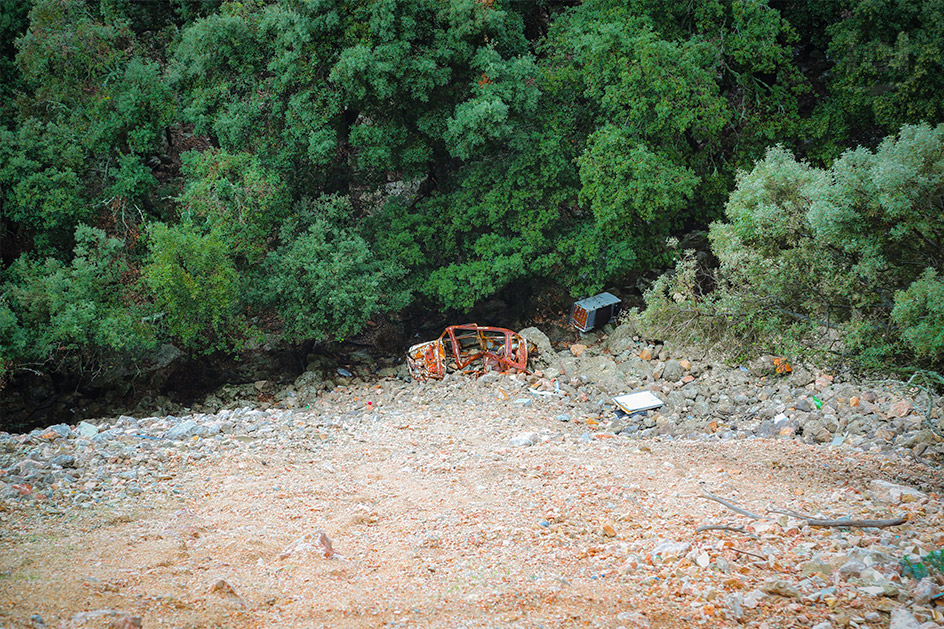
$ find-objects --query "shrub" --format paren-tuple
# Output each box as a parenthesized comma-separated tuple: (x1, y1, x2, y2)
(255, 195, 406, 343)
(893, 269, 944, 362)
(177, 149, 289, 263)
(0, 224, 149, 380)
(142, 222, 241, 353)
(641, 124, 944, 376)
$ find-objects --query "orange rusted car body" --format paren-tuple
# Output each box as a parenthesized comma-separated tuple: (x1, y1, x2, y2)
(407, 324, 531, 381)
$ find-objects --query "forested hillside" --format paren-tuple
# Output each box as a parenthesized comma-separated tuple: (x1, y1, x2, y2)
(2, 0, 942, 393)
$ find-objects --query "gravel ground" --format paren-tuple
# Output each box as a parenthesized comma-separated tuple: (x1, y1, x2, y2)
(2, 366, 944, 629)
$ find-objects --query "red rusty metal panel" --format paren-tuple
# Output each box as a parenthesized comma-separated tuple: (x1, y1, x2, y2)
(571, 305, 589, 331)
(406, 338, 445, 381)
(407, 324, 531, 381)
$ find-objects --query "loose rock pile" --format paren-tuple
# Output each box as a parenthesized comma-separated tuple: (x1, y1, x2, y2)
(512, 325, 944, 462)
(3, 324, 942, 511)
(1, 408, 296, 506)
(1, 323, 944, 628)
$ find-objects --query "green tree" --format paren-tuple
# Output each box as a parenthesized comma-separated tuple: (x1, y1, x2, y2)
(536, 0, 805, 295)
(578, 126, 700, 233)
(16, 0, 131, 110)
(825, 0, 944, 135)
(0, 0, 31, 125)
(366, 50, 576, 309)
(331, 0, 535, 180)
(177, 149, 289, 263)
(170, 1, 346, 188)
(4, 0, 174, 260)
(0, 224, 149, 380)
(5, 0, 944, 391)
(257, 195, 406, 342)
(0, 119, 89, 256)
(142, 222, 241, 353)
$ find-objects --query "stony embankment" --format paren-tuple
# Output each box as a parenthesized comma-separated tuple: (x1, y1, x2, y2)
(197, 325, 942, 457)
(3, 323, 942, 510)
(1, 324, 943, 628)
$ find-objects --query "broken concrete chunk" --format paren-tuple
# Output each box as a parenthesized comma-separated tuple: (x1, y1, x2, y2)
(867, 480, 927, 505)
(889, 607, 922, 629)
(795, 397, 813, 412)
(889, 399, 912, 418)
(742, 589, 767, 609)
(510, 432, 539, 447)
(650, 540, 691, 560)
(761, 578, 801, 598)
(661, 360, 684, 382)
(38, 423, 72, 440)
(280, 530, 335, 560)
(912, 577, 939, 606)
(165, 419, 201, 440)
(837, 560, 865, 579)
(50, 454, 76, 468)
(76, 421, 99, 438)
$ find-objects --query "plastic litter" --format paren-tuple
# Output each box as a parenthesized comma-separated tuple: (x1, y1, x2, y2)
(612, 391, 665, 414)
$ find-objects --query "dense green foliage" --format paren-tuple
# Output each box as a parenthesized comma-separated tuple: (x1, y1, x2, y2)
(2, 0, 942, 386)
(0, 225, 151, 378)
(642, 122, 944, 374)
(142, 221, 241, 352)
(258, 194, 405, 343)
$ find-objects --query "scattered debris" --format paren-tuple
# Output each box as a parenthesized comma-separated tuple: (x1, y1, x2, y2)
(733, 547, 768, 562)
(761, 578, 802, 598)
(510, 432, 540, 447)
(768, 507, 908, 528)
(570, 292, 621, 332)
(698, 488, 764, 520)
(694, 524, 758, 539)
(279, 530, 335, 560)
(612, 391, 664, 414)
(698, 487, 911, 529)
(209, 578, 241, 599)
(64, 610, 143, 629)
(651, 540, 692, 561)
(2, 321, 944, 628)
(406, 324, 531, 381)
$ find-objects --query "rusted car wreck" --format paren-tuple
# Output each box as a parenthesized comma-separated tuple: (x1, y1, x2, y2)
(407, 324, 531, 381)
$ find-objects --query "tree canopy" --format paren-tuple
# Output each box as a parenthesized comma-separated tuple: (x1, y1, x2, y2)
(2, 0, 943, 388)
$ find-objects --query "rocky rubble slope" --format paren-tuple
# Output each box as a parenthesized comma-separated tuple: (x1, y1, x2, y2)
(195, 325, 942, 457)
(3, 324, 942, 508)
(1, 324, 943, 628)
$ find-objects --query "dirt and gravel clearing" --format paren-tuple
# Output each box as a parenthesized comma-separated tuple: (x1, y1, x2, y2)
(2, 379, 942, 629)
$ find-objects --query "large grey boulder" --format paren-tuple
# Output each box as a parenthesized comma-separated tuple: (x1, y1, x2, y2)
(578, 354, 625, 394)
(165, 419, 203, 440)
(518, 327, 555, 369)
(620, 355, 651, 378)
(606, 322, 638, 355)
(662, 359, 685, 382)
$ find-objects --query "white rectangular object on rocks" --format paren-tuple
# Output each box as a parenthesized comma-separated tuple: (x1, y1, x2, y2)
(613, 391, 664, 414)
